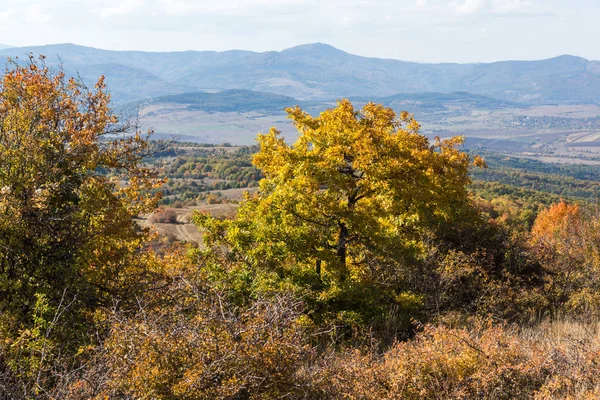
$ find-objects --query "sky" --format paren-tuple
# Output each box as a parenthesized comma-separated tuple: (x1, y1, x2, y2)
(0, 0, 597, 63)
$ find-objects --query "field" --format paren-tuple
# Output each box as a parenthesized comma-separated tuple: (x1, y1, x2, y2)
(139, 104, 297, 145)
(139, 188, 257, 244)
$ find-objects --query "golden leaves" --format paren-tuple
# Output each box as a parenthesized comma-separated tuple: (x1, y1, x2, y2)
(0, 58, 165, 389)
(201, 99, 484, 284)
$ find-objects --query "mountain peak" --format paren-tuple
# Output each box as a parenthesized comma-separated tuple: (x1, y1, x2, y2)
(550, 54, 587, 61)
(282, 43, 348, 56)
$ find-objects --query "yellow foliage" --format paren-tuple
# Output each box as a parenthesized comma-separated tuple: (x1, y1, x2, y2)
(200, 100, 483, 287)
(0, 56, 164, 397)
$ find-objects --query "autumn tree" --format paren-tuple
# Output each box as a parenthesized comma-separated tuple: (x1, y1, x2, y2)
(196, 100, 484, 332)
(530, 201, 600, 315)
(0, 57, 162, 394)
(200, 100, 482, 274)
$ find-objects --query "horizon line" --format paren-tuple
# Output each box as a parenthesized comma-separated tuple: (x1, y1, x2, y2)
(0, 42, 595, 65)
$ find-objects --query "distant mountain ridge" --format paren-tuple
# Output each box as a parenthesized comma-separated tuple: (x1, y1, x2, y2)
(1, 43, 599, 105)
(124, 90, 523, 123)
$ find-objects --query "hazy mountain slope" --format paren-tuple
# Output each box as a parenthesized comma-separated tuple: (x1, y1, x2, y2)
(458, 55, 600, 105)
(1, 43, 599, 105)
(0, 43, 255, 84)
(70, 63, 194, 103)
(140, 89, 300, 113)
(0, 45, 196, 101)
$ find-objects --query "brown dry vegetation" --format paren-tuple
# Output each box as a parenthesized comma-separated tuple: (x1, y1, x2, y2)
(318, 320, 600, 399)
(149, 207, 178, 224)
(39, 257, 600, 399)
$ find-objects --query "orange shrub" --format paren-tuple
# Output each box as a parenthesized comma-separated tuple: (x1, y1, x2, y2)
(61, 249, 316, 399)
(529, 201, 600, 316)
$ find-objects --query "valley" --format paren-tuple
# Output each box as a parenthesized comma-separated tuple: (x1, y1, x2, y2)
(135, 95, 600, 163)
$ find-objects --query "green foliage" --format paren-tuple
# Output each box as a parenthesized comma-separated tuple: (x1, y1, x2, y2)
(473, 166, 600, 200)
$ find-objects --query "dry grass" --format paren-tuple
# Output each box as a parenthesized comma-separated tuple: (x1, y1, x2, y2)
(314, 319, 600, 399)
(62, 312, 600, 399)
(139, 200, 241, 244)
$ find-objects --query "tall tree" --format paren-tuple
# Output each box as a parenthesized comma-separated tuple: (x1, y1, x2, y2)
(198, 100, 484, 285)
(0, 57, 162, 392)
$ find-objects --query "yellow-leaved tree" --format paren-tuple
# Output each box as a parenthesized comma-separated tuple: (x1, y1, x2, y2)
(0, 57, 163, 395)
(196, 100, 484, 331)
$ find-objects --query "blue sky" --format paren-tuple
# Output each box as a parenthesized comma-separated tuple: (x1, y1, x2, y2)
(0, 0, 597, 63)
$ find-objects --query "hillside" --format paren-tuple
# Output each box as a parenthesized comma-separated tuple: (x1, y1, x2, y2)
(131, 90, 517, 118)
(353, 91, 524, 111)
(141, 90, 301, 113)
(1, 43, 599, 105)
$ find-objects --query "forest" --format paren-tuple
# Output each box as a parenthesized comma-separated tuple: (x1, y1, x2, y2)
(2, 60, 600, 399)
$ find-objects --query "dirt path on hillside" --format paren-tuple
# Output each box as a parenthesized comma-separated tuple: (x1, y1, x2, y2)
(176, 223, 199, 243)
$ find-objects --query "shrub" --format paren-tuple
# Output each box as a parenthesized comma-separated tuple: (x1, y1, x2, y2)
(314, 320, 600, 399)
(150, 207, 178, 224)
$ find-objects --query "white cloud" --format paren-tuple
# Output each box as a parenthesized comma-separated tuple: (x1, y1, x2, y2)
(158, 0, 307, 15)
(0, 8, 16, 22)
(158, 0, 204, 15)
(491, 0, 531, 14)
(455, 0, 486, 14)
(24, 4, 52, 23)
(100, 0, 144, 17)
(453, 0, 533, 14)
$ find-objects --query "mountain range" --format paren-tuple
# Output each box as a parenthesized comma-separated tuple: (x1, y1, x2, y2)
(1, 43, 599, 106)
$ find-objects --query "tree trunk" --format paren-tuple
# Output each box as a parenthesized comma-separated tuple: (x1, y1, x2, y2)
(337, 222, 348, 269)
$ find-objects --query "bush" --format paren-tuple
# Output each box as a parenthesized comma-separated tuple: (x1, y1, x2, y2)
(61, 250, 317, 399)
(150, 207, 178, 224)
(314, 321, 600, 399)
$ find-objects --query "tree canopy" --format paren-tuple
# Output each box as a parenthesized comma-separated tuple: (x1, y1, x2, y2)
(0, 57, 162, 392)
(197, 100, 485, 310)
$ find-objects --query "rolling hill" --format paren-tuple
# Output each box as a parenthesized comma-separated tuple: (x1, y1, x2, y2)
(141, 90, 301, 113)
(2, 43, 599, 105)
